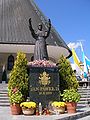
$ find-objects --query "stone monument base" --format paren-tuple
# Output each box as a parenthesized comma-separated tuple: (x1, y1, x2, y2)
(28, 66, 60, 107)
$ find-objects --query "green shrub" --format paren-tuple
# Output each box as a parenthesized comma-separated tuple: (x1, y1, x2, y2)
(8, 52, 29, 103)
(57, 55, 79, 93)
(8, 87, 24, 104)
(61, 89, 80, 102)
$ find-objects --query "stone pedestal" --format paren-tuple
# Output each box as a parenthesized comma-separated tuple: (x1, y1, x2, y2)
(28, 66, 60, 107)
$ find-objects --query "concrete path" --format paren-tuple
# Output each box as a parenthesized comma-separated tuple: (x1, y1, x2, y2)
(0, 106, 90, 120)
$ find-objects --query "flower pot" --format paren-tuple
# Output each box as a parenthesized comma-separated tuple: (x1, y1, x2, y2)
(53, 106, 65, 114)
(66, 102, 77, 113)
(10, 103, 22, 115)
(22, 108, 35, 115)
(58, 107, 65, 114)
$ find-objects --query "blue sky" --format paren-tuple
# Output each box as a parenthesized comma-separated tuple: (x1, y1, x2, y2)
(34, 0, 90, 63)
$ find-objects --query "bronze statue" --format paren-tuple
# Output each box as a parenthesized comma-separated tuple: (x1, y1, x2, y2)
(29, 18, 51, 60)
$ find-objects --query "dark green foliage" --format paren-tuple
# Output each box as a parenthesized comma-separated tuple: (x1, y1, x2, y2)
(57, 55, 79, 93)
(8, 52, 29, 103)
(2, 69, 7, 82)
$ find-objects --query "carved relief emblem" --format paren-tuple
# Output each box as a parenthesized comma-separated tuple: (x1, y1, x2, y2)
(39, 72, 50, 86)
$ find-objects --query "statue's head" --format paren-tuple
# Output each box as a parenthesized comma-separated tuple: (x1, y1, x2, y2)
(38, 23, 42, 30)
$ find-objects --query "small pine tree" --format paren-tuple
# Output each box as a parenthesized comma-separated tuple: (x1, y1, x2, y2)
(8, 52, 29, 100)
(58, 55, 79, 93)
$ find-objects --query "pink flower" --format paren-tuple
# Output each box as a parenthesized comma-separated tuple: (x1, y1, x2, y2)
(28, 60, 56, 67)
(12, 87, 18, 93)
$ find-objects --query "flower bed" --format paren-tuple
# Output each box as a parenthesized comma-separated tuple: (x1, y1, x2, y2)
(27, 60, 56, 67)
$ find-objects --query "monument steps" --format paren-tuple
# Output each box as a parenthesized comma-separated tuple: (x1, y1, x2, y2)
(0, 99, 10, 103)
(78, 101, 89, 104)
(80, 95, 90, 98)
(0, 84, 10, 106)
(77, 87, 90, 109)
(0, 102, 10, 106)
(79, 93, 90, 95)
(80, 98, 90, 101)
(78, 91, 90, 93)
(0, 97, 9, 100)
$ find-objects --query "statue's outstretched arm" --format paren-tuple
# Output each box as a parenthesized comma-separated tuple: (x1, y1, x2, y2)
(29, 18, 37, 39)
(45, 19, 51, 39)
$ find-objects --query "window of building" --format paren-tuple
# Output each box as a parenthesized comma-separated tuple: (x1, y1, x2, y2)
(7, 55, 14, 70)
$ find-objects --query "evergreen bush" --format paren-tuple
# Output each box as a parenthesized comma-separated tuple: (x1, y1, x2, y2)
(8, 52, 29, 103)
(57, 55, 79, 93)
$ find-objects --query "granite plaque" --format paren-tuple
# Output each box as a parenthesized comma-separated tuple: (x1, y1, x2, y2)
(28, 66, 60, 107)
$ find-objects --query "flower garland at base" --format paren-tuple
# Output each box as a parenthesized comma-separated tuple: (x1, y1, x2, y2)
(27, 60, 56, 67)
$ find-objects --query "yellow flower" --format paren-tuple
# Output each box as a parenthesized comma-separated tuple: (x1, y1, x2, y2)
(20, 102, 36, 109)
(52, 101, 66, 107)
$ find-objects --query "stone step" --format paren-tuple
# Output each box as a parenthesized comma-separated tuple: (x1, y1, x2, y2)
(78, 88, 90, 91)
(0, 97, 9, 100)
(0, 93, 8, 95)
(0, 90, 8, 93)
(77, 103, 87, 106)
(77, 104, 88, 107)
(80, 95, 90, 98)
(78, 92, 90, 94)
(0, 102, 10, 106)
(0, 90, 8, 92)
(0, 83, 8, 86)
(77, 105, 87, 109)
(78, 101, 89, 104)
(77, 104, 88, 108)
(0, 85, 8, 89)
(78, 90, 90, 93)
(78, 87, 90, 90)
(78, 93, 90, 95)
(78, 88, 90, 90)
(78, 88, 90, 89)
(78, 92, 90, 95)
(76, 87, 90, 109)
(80, 98, 90, 101)
(0, 99, 10, 103)
(0, 84, 10, 106)
(0, 89, 8, 90)
(0, 93, 8, 97)
(0, 94, 8, 97)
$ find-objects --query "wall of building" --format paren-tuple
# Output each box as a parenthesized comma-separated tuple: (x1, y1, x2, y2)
(0, 53, 33, 83)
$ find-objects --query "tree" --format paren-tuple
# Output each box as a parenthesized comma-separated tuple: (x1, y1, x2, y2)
(57, 55, 79, 93)
(8, 52, 29, 100)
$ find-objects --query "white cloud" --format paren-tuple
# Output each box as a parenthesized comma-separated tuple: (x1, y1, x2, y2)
(68, 42, 80, 49)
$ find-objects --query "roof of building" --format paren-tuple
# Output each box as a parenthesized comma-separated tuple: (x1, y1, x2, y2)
(0, 0, 72, 58)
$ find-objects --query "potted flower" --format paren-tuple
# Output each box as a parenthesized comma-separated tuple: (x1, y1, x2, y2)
(8, 87, 24, 115)
(20, 101, 36, 115)
(51, 101, 66, 114)
(61, 89, 80, 113)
